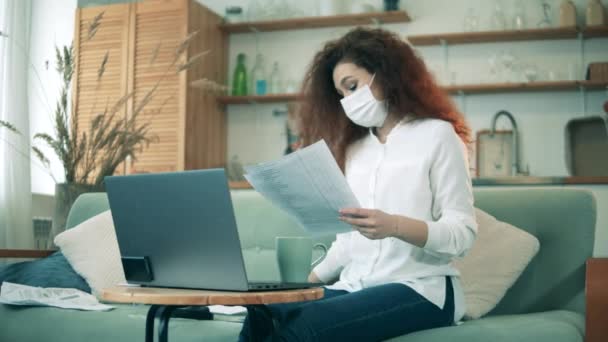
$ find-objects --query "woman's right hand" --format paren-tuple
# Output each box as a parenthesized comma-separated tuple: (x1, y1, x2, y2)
(308, 271, 322, 284)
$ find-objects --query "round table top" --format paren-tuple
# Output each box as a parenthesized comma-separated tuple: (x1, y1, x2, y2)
(101, 286, 324, 306)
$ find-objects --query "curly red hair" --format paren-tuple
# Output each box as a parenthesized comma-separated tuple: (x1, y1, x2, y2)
(297, 27, 471, 171)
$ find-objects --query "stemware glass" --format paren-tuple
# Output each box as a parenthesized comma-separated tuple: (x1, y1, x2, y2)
(487, 54, 501, 83)
(463, 7, 480, 32)
(537, 0, 553, 28)
(490, 0, 508, 30)
(512, 0, 527, 30)
(500, 51, 517, 83)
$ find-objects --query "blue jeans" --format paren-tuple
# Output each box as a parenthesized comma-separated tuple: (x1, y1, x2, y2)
(239, 277, 454, 342)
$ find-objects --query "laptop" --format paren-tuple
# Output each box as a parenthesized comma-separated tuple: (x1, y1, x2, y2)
(104, 169, 320, 291)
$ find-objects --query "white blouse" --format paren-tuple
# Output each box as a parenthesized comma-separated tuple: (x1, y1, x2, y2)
(312, 118, 478, 322)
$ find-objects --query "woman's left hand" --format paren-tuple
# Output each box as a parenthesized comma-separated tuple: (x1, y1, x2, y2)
(339, 208, 398, 240)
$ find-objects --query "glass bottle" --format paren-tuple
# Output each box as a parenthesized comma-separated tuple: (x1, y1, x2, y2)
(231, 53, 248, 96)
(251, 53, 267, 95)
(269, 62, 282, 94)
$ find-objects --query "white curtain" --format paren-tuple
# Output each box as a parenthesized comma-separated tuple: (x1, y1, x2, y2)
(0, 0, 34, 249)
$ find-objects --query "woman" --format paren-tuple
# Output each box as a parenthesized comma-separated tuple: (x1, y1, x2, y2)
(239, 27, 477, 342)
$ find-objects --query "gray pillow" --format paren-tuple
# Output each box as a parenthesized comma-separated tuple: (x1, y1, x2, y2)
(0, 251, 91, 293)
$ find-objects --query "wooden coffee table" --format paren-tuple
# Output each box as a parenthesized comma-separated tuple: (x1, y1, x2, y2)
(101, 286, 324, 342)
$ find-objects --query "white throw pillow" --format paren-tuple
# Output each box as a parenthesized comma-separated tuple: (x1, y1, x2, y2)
(54, 211, 125, 296)
(453, 208, 540, 320)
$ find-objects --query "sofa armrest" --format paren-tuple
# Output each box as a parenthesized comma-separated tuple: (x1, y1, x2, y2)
(0, 249, 56, 259)
(586, 258, 608, 342)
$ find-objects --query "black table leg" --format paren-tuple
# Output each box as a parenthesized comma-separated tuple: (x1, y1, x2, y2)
(145, 305, 162, 342)
(246, 305, 279, 342)
(158, 306, 179, 342)
(144, 305, 214, 342)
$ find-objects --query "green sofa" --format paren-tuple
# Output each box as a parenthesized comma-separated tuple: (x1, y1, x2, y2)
(0, 188, 596, 342)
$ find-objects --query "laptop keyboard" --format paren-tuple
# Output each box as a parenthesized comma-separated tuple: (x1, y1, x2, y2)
(248, 282, 322, 291)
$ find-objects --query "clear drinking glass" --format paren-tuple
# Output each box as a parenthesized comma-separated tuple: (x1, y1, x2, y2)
(487, 54, 503, 83)
(523, 63, 539, 82)
(500, 51, 517, 82)
(491, 0, 508, 30)
(512, 0, 527, 30)
(463, 7, 480, 32)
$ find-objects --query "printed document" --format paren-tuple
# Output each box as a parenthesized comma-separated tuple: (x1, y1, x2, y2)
(244, 140, 360, 236)
(0, 282, 114, 311)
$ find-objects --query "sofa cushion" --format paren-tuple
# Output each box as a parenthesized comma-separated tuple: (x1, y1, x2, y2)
(54, 210, 125, 296)
(0, 303, 242, 342)
(0, 304, 582, 342)
(453, 208, 540, 319)
(0, 251, 90, 293)
(386, 310, 584, 342)
(473, 189, 595, 316)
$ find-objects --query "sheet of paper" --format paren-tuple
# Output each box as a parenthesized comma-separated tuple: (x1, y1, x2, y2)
(0, 282, 114, 311)
(208, 305, 247, 315)
(244, 140, 360, 236)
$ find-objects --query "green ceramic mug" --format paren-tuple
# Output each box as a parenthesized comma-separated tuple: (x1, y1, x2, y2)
(276, 237, 328, 283)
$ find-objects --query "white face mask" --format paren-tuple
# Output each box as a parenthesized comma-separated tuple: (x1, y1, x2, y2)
(340, 73, 388, 128)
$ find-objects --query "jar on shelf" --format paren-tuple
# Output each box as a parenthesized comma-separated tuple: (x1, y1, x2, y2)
(384, 0, 399, 11)
(559, 0, 577, 27)
(586, 0, 607, 26)
(225, 6, 244, 23)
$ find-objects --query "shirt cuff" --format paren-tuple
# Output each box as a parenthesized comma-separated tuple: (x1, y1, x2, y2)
(424, 220, 443, 253)
(312, 259, 339, 284)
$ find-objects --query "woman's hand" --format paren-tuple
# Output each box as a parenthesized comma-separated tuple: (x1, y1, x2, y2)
(339, 208, 398, 240)
(308, 271, 322, 284)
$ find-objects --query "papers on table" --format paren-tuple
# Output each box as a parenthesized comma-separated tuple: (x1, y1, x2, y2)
(208, 305, 247, 315)
(0, 282, 114, 311)
(244, 140, 360, 236)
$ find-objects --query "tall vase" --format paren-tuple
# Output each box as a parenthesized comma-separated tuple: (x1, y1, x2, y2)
(50, 183, 104, 246)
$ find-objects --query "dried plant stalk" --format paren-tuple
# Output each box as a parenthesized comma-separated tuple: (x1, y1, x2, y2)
(87, 11, 104, 41)
(0, 120, 20, 135)
(190, 78, 229, 94)
(97, 51, 109, 80)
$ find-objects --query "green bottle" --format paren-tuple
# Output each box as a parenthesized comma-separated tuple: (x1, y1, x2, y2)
(232, 53, 248, 96)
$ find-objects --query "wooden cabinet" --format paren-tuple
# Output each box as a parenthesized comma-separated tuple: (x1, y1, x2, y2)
(73, 0, 227, 175)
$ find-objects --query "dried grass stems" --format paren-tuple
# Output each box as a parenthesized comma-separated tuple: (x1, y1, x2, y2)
(0, 12, 225, 187)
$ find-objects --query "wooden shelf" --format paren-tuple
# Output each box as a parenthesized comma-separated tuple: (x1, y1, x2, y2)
(0, 249, 57, 258)
(584, 25, 608, 39)
(219, 11, 411, 33)
(407, 26, 608, 46)
(216, 93, 301, 104)
(444, 80, 608, 94)
(215, 81, 608, 104)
